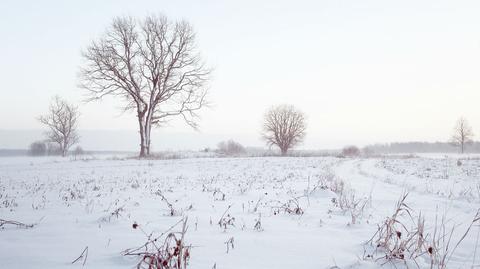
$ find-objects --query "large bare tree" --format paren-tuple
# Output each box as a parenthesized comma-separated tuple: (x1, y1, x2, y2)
(450, 117, 474, 154)
(39, 96, 80, 157)
(80, 15, 210, 157)
(262, 104, 307, 156)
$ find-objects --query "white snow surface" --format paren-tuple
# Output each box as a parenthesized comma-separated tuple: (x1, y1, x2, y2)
(0, 155, 479, 268)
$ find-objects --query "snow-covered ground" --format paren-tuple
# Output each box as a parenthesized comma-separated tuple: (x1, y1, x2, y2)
(0, 155, 479, 268)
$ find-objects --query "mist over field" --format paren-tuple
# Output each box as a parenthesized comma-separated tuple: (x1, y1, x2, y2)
(2, 1, 480, 268)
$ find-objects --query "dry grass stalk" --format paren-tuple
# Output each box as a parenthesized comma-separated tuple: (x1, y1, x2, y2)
(254, 214, 263, 231)
(224, 237, 234, 253)
(428, 209, 480, 269)
(71, 246, 88, 266)
(154, 190, 178, 216)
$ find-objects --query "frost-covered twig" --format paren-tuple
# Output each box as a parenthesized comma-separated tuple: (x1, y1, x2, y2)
(0, 218, 36, 229)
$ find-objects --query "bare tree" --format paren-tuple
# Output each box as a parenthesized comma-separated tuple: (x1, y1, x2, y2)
(450, 117, 474, 154)
(79, 15, 211, 158)
(262, 104, 306, 156)
(38, 96, 80, 157)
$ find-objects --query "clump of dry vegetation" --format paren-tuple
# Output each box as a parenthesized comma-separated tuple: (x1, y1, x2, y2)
(213, 189, 226, 201)
(218, 205, 236, 231)
(59, 184, 86, 205)
(365, 193, 422, 265)
(271, 197, 304, 215)
(122, 218, 191, 269)
(365, 192, 480, 268)
(331, 190, 369, 225)
(314, 172, 370, 224)
(1, 197, 18, 210)
(99, 206, 125, 223)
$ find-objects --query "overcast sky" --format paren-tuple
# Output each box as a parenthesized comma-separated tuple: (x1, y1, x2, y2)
(1, 0, 480, 150)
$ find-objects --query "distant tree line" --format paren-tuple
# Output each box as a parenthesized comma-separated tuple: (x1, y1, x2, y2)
(364, 141, 480, 154)
(29, 140, 84, 157)
(365, 117, 476, 154)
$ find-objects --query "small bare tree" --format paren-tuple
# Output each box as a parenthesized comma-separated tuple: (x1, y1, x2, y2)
(38, 96, 80, 157)
(450, 117, 474, 154)
(262, 104, 306, 156)
(80, 15, 211, 158)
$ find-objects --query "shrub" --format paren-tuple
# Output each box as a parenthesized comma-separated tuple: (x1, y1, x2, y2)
(342, 145, 360, 157)
(217, 140, 246, 156)
(29, 141, 47, 156)
(123, 218, 191, 269)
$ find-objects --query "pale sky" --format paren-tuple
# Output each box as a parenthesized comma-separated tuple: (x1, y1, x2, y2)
(1, 0, 480, 150)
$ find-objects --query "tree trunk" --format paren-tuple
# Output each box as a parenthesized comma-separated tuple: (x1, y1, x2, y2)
(60, 140, 66, 157)
(145, 122, 151, 156)
(138, 113, 148, 158)
(63, 139, 68, 157)
(138, 112, 152, 158)
(281, 148, 287, 156)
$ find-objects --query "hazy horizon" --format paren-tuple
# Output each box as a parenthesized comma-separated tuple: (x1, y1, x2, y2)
(0, 128, 474, 152)
(1, 0, 480, 152)
(0, 128, 369, 151)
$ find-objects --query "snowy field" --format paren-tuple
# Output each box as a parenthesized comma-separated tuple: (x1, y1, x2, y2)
(1, 155, 479, 268)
